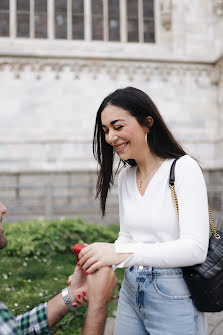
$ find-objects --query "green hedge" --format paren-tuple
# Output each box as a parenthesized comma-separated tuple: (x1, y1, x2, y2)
(2, 217, 120, 257)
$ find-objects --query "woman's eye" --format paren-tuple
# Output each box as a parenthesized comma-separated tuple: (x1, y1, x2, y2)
(115, 126, 123, 130)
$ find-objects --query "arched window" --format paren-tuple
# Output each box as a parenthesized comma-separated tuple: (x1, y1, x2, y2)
(0, 0, 9, 37)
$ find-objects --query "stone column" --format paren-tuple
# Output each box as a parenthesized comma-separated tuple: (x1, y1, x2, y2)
(9, 0, 17, 38)
(30, 0, 35, 38)
(84, 0, 92, 41)
(103, 0, 108, 41)
(47, 0, 55, 39)
(67, 0, 72, 40)
(120, 0, 127, 42)
(138, 0, 144, 43)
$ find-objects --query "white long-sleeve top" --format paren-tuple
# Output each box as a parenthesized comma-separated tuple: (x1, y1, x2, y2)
(114, 155, 209, 268)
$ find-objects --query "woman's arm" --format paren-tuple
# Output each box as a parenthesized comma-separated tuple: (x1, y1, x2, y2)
(114, 156, 209, 268)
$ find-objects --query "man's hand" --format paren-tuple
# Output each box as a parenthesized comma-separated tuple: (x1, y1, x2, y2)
(82, 267, 117, 335)
(87, 266, 117, 307)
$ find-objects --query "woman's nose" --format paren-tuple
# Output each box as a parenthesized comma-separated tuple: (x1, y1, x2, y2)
(0, 202, 7, 215)
(107, 131, 118, 145)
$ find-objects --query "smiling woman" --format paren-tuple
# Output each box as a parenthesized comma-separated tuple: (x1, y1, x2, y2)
(93, 87, 186, 216)
(78, 87, 210, 335)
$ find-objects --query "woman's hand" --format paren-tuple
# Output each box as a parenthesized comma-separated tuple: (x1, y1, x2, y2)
(67, 265, 88, 307)
(78, 242, 131, 274)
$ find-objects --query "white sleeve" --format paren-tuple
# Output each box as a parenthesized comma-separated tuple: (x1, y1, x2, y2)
(115, 156, 210, 268)
(114, 168, 132, 246)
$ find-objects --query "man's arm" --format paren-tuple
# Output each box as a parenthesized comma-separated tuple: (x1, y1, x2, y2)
(15, 266, 87, 334)
(47, 265, 87, 328)
(82, 267, 117, 335)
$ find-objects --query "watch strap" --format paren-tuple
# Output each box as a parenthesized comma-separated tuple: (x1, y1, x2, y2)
(61, 287, 76, 313)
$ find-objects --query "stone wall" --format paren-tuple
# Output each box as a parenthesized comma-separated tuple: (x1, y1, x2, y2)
(0, 0, 222, 223)
(0, 170, 119, 224)
(0, 168, 222, 228)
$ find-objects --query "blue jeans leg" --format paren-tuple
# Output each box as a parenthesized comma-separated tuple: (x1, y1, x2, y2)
(114, 266, 207, 335)
(114, 267, 149, 335)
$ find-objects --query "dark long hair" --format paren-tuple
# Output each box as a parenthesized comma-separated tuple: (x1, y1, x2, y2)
(93, 87, 186, 216)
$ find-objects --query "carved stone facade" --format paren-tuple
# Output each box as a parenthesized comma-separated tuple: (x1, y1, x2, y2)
(0, 0, 222, 224)
(213, 0, 223, 16)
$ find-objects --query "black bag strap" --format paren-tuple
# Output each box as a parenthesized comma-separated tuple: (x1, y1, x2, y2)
(168, 156, 220, 239)
(169, 157, 180, 186)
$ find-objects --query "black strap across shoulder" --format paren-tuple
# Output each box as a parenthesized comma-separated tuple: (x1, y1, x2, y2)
(169, 157, 180, 186)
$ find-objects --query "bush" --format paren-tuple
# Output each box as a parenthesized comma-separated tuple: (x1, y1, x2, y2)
(2, 217, 120, 257)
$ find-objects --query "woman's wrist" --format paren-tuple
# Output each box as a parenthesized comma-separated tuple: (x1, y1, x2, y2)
(114, 253, 132, 265)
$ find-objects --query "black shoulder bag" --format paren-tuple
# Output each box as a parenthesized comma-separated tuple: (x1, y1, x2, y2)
(169, 158, 223, 312)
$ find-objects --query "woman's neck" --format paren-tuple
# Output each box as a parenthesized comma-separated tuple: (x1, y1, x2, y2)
(136, 153, 164, 177)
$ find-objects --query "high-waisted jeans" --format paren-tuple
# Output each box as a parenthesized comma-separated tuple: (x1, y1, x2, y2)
(114, 266, 207, 335)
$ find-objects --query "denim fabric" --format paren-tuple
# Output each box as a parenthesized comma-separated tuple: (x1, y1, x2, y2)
(114, 266, 207, 335)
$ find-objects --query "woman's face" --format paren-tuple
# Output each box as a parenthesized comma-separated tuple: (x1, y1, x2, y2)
(101, 104, 148, 161)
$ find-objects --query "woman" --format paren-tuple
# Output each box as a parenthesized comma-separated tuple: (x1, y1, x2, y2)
(78, 87, 209, 335)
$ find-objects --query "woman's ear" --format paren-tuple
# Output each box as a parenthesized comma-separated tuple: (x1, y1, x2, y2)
(146, 116, 154, 130)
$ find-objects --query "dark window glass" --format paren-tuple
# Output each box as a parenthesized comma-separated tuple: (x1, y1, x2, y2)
(17, 0, 30, 37)
(55, 0, 67, 39)
(0, 1, 9, 37)
(108, 0, 120, 41)
(17, 0, 29, 11)
(35, 0, 47, 38)
(0, 13, 9, 37)
(72, 0, 84, 40)
(143, 0, 154, 17)
(143, 0, 155, 42)
(92, 0, 103, 40)
(0, 0, 9, 10)
(127, 0, 138, 42)
(35, 0, 47, 12)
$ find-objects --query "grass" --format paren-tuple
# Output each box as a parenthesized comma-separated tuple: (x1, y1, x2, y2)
(0, 219, 124, 334)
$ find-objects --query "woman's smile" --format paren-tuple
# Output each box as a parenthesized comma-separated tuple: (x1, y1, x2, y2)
(114, 142, 129, 153)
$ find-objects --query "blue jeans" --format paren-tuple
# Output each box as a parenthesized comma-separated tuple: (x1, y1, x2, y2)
(114, 266, 207, 335)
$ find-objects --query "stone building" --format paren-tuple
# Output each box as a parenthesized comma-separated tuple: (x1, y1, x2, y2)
(0, 0, 222, 225)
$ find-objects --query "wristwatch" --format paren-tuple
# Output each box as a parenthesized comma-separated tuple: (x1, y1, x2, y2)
(61, 287, 76, 313)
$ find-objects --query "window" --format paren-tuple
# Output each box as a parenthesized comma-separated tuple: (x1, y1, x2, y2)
(17, 0, 30, 38)
(0, 0, 155, 43)
(72, 0, 84, 40)
(92, 0, 103, 40)
(127, 0, 138, 42)
(143, 0, 155, 42)
(35, 0, 47, 38)
(0, 0, 9, 37)
(109, 0, 120, 41)
(55, 0, 67, 39)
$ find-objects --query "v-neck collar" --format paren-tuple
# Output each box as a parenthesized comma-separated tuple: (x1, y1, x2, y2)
(134, 159, 167, 198)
